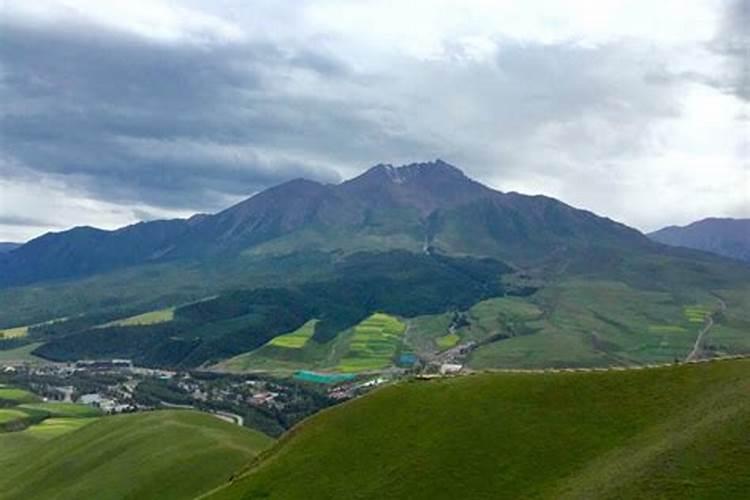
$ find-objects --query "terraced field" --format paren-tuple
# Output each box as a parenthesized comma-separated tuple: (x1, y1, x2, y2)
(336, 314, 407, 372)
(217, 320, 331, 373)
(684, 305, 710, 323)
(267, 320, 318, 348)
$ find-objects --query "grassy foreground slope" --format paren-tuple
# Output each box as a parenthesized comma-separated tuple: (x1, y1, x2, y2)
(210, 359, 750, 500)
(0, 411, 272, 500)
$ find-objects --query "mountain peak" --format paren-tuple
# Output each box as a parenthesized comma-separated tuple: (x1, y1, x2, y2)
(357, 159, 466, 185)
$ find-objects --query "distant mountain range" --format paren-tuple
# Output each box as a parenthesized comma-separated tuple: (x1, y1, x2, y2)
(649, 218, 750, 263)
(0, 160, 649, 288)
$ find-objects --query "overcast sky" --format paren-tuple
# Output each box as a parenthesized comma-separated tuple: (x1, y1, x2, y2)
(1, 0, 748, 242)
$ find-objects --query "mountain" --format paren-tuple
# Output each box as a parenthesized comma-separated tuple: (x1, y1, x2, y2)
(209, 359, 750, 500)
(0, 243, 21, 254)
(649, 218, 750, 263)
(0, 160, 649, 287)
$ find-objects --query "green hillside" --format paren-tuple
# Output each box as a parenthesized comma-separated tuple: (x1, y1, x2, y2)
(0, 410, 272, 500)
(209, 359, 750, 499)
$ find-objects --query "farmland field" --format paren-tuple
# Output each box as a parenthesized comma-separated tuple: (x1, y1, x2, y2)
(436, 333, 460, 349)
(0, 325, 28, 339)
(99, 307, 175, 327)
(17, 403, 101, 418)
(268, 320, 318, 348)
(217, 320, 332, 373)
(20, 417, 96, 438)
(684, 305, 710, 323)
(336, 313, 406, 372)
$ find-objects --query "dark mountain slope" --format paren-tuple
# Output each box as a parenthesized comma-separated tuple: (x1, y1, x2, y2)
(0, 243, 20, 253)
(649, 218, 750, 263)
(0, 219, 192, 286)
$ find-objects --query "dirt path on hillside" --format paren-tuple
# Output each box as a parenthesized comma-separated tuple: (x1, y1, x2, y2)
(685, 297, 727, 363)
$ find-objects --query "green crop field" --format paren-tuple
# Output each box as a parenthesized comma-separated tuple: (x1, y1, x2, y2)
(98, 307, 175, 328)
(217, 320, 333, 373)
(17, 403, 102, 418)
(21, 417, 95, 438)
(335, 313, 406, 372)
(0, 325, 28, 339)
(435, 332, 459, 349)
(209, 359, 750, 500)
(268, 319, 318, 348)
(0, 410, 273, 500)
(684, 305, 710, 323)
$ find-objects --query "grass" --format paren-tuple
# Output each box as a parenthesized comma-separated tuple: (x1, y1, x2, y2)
(335, 313, 406, 372)
(0, 386, 102, 461)
(267, 320, 318, 348)
(0, 343, 46, 363)
(0, 410, 273, 500)
(468, 280, 716, 369)
(98, 307, 175, 328)
(404, 312, 453, 354)
(209, 359, 750, 500)
(0, 387, 40, 404)
(0, 409, 29, 424)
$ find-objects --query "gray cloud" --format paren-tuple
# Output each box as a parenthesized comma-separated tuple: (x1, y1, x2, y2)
(0, 13, 427, 212)
(707, 0, 749, 101)
(0, 214, 57, 228)
(0, 1, 745, 240)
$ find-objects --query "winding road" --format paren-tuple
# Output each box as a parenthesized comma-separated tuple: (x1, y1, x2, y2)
(684, 297, 727, 363)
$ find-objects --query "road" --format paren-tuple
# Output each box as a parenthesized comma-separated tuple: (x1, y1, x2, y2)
(685, 297, 727, 363)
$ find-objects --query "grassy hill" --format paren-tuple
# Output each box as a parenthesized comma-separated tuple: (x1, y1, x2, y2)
(0, 410, 272, 500)
(208, 359, 750, 499)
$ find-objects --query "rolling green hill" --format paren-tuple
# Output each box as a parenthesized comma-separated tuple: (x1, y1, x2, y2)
(208, 359, 750, 499)
(0, 410, 272, 500)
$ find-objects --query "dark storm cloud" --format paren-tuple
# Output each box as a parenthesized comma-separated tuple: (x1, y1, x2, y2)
(0, 14, 427, 212)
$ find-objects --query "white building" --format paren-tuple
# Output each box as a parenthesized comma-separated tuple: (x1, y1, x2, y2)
(439, 363, 463, 375)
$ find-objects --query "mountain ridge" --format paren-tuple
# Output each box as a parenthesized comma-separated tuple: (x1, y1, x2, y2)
(0, 160, 667, 287)
(649, 217, 750, 263)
